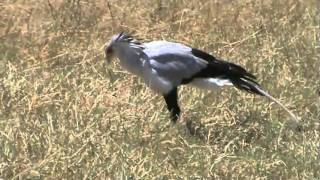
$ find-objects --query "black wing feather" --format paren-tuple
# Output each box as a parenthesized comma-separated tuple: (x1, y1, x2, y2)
(189, 48, 264, 96)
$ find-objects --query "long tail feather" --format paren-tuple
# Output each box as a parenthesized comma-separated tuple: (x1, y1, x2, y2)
(232, 78, 299, 123)
(189, 48, 299, 123)
(255, 86, 299, 123)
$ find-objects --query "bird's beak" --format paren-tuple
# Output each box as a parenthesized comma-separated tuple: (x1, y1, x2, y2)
(104, 52, 115, 82)
(105, 54, 111, 66)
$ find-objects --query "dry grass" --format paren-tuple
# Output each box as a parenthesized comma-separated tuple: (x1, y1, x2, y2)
(0, 0, 319, 179)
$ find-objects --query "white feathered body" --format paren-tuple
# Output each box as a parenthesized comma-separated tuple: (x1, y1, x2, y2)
(113, 40, 232, 94)
(106, 33, 299, 123)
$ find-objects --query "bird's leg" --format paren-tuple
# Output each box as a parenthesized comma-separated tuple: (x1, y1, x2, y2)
(163, 87, 181, 122)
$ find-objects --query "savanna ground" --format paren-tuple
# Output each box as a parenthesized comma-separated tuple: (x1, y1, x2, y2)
(0, 0, 319, 179)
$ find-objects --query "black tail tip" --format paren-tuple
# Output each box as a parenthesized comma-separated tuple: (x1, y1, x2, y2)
(230, 78, 264, 96)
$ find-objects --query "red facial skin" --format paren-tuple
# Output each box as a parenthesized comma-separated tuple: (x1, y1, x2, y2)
(105, 47, 113, 65)
(106, 47, 113, 56)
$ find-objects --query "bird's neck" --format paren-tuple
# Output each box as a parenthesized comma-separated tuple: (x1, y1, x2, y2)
(116, 46, 145, 77)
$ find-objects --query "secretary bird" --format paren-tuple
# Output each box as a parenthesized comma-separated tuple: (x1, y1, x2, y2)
(104, 32, 298, 123)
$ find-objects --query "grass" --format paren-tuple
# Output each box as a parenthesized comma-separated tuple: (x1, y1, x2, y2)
(0, 0, 319, 179)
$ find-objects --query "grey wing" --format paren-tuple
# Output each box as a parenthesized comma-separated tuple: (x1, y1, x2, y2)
(143, 41, 207, 86)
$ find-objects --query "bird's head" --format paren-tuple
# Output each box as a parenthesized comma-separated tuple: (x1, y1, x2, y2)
(104, 33, 120, 65)
(104, 32, 145, 65)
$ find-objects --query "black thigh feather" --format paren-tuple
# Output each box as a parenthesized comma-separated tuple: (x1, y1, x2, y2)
(163, 87, 181, 122)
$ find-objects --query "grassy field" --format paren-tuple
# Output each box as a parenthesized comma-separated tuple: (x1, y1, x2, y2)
(0, 0, 319, 179)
